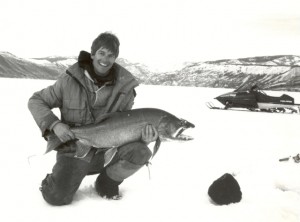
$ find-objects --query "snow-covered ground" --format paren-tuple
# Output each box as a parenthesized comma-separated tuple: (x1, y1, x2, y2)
(1, 77, 300, 222)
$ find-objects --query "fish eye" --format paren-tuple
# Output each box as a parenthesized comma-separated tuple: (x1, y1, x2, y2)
(180, 119, 187, 125)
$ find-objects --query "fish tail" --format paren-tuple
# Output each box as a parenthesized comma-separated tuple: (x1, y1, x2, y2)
(46, 133, 63, 154)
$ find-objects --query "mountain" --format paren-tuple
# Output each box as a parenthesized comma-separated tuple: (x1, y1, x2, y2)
(113, 57, 155, 82)
(1, 52, 300, 91)
(0, 52, 74, 79)
(0, 52, 152, 81)
(144, 55, 300, 92)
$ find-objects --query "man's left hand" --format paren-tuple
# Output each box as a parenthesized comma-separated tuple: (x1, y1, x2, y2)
(141, 124, 158, 144)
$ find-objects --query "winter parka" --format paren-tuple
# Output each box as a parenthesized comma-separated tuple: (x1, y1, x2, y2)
(28, 60, 139, 139)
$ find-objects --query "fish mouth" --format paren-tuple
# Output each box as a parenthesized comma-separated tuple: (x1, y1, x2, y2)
(173, 127, 193, 140)
(173, 118, 195, 141)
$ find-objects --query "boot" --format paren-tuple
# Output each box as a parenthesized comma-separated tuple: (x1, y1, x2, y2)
(95, 169, 123, 199)
(95, 160, 144, 199)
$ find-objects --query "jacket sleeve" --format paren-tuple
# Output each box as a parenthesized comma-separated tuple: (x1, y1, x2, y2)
(28, 76, 65, 137)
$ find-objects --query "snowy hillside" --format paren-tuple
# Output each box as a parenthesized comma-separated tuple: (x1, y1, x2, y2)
(32, 56, 77, 68)
(1, 77, 300, 222)
(0, 52, 71, 79)
(1, 52, 300, 91)
(0, 52, 152, 80)
(146, 55, 300, 91)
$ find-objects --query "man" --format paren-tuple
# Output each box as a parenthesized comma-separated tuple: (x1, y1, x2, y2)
(28, 32, 158, 205)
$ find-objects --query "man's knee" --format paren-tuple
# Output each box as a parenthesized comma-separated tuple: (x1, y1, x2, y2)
(40, 174, 74, 206)
(118, 142, 152, 165)
(41, 152, 89, 206)
(41, 190, 73, 206)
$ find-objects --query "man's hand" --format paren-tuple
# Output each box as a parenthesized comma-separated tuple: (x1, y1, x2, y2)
(141, 124, 158, 144)
(52, 122, 75, 143)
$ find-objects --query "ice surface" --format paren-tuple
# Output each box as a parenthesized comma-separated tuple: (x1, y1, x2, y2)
(1, 78, 299, 222)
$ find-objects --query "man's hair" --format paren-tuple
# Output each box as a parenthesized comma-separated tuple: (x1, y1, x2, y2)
(91, 32, 120, 57)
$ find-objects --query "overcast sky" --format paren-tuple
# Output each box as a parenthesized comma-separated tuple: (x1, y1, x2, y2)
(1, 0, 299, 70)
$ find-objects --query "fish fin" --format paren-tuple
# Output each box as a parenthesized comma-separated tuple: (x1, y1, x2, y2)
(46, 133, 63, 154)
(104, 147, 118, 167)
(152, 138, 161, 159)
(74, 141, 92, 159)
(94, 112, 114, 124)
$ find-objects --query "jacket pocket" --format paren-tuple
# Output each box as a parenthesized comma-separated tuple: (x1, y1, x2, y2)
(61, 99, 87, 125)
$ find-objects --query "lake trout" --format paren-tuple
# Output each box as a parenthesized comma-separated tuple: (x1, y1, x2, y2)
(46, 108, 195, 165)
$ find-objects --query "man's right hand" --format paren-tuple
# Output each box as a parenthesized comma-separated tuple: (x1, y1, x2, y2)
(52, 122, 75, 143)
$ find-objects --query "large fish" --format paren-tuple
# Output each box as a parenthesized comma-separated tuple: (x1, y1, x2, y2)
(46, 108, 195, 165)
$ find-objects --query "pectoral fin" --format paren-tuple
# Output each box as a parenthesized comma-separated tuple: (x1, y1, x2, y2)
(104, 147, 118, 167)
(152, 138, 161, 159)
(74, 141, 92, 159)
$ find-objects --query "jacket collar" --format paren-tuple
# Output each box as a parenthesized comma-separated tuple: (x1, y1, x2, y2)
(66, 51, 139, 92)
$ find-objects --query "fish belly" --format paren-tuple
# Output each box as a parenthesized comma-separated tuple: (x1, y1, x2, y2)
(74, 123, 145, 148)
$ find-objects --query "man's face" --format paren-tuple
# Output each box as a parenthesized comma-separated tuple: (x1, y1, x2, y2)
(91, 47, 116, 76)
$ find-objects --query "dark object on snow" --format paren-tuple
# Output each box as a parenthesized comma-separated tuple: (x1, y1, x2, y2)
(208, 173, 242, 205)
(279, 156, 291, 162)
(292, 154, 300, 163)
(279, 154, 300, 163)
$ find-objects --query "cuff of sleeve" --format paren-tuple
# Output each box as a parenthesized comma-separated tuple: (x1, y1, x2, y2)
(49, 120, 61, 131)
(41, 114, 60, 136)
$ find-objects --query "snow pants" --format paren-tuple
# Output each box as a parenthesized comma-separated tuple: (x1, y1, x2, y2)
(40, 141, 152, 206)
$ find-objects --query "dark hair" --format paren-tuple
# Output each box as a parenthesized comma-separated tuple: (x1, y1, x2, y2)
(91, 32, 120, 57)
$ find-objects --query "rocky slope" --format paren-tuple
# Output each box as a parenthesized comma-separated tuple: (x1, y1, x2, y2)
(0, 52, 70, 79)
(144, 55, 300, 91)
(1, 52, 300, 91)
(0, 52, 152, 81)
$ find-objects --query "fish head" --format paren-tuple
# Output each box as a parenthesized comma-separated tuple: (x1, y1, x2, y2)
(157, 115, 195, 141)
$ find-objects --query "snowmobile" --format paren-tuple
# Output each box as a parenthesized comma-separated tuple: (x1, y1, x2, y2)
(206, 84, 300, 114)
